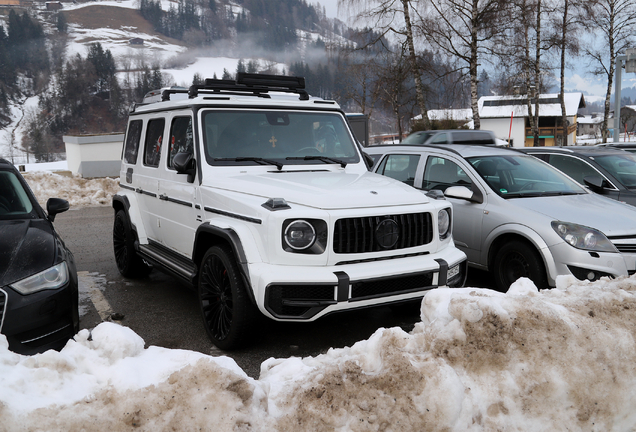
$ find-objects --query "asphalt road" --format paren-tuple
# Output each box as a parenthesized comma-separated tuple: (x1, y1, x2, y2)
(54, 205, 495, 379)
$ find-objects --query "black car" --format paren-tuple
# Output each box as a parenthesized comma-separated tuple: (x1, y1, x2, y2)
(521, 146, 636, 206)
(0, 158, 79, 355)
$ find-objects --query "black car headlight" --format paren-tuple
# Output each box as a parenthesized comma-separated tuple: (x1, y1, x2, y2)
(282, 219, 327, 254)
(10, 262, 69, 295)
(438, 208, 451, 240)
(551, 221, 617, 253)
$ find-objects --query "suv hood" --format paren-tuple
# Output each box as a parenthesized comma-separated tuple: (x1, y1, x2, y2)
(511, 193, 636, 236)
(0, 219, 55, 287)
(212, 170, 427, 209)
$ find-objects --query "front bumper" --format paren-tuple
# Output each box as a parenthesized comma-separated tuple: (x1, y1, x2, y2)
(249, 246, 467, 321)
(0, 280, 79, 355)
(546, 241, 636, 286)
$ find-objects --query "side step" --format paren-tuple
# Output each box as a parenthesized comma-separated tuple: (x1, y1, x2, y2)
(138, 241, 197, 284)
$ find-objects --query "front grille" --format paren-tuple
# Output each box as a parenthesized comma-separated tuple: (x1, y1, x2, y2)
(608, 236, 636, 253)
(351, 271, 434, 300)
(333, 212, 433, 254)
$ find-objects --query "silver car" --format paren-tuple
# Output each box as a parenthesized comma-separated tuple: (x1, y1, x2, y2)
(368, 144, 636, 291)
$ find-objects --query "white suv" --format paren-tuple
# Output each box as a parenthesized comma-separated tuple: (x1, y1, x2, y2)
(112, 73, 467, 349)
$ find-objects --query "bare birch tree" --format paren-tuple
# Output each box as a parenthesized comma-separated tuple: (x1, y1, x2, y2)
(416, 0, 509, 130)
(546, 0, 582, 145)
(582, 0, 636, 142)
(341, 0, 432, 129)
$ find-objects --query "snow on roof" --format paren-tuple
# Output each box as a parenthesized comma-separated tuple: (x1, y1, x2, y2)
(414, 109, 473, 122)
(479, 93, 586, 118)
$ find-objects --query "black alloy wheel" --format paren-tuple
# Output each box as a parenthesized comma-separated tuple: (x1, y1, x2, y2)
(493, 240, 547, 292)
(113, 210, 152, 278)
(198, 245, 256, 350)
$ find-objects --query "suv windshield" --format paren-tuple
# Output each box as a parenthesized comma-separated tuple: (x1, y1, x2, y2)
(593, 153, 636, 188)
(468, 154, 586, 198)
(0, 170, 36, 220)
(202, 110, 360, 166)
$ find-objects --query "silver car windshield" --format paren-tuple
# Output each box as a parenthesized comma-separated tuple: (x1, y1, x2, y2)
(593, 154, 636, 188)
(467, 154, 586, 198)
(0, 170, 35, 220)
(201, 110, 360, 167)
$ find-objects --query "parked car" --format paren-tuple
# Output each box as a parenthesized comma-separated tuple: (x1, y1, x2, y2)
(521, 146, 636, 206)
(113, 73, 467, 350)
(594, 142, 636, 153)
(400, 129, 499, 146)
(367, 144, 636, 292)
(0, 158, 79, 355)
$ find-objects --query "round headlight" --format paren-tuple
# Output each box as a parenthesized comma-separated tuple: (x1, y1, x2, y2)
(284, 220, 316, 250)
(438, 209, 451, 239)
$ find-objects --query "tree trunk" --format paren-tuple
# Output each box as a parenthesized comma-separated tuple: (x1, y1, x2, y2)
(470, 0, 480, 130)
(533, 0, 541, 147)
(401, 0, 431, 130)
(559, 0, 569, 146)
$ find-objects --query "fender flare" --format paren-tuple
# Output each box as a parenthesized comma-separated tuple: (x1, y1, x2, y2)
(193, 223, 256, 305)
(483, 223, 559, 285)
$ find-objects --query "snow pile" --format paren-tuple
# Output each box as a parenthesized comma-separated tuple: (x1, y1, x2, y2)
(2, 276, 636, 430)
(23, 171, 120, 207)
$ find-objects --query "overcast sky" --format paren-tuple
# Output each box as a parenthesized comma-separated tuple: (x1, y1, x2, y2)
(315, 0, 340, 19)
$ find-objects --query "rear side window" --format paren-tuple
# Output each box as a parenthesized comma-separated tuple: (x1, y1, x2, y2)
(144, 119, 166, 167)
(376, 154, 420, 186)
(124, 120, 143, 164)
(452, 131, 495, 145)
(168, 117, 194, 169)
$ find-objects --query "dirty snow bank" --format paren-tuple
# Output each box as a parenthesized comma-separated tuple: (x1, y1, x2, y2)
(22, 171, 120, 207)
(2, 276, 636, 431)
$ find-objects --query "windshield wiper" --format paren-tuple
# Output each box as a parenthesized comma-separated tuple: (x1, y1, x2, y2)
(286, 156, 347, 168)
(214, 157, 283, 170)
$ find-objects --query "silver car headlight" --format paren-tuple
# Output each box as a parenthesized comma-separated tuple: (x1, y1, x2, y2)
(10, 262, 69, 295)
(438, 208, 451, 240)
(551, 221, 617, 253)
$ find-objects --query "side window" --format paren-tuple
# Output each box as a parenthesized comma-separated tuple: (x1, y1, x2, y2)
(144, 118, 165, 168)
(473, 131, 495, 145)
(431, 133, 448, 144)
(422, 157, 472, 191)
(167, 116, 194, 169)
(124, 120, 143, 164)
(377, 154, 421, 186)
(547, 155, 600, 186)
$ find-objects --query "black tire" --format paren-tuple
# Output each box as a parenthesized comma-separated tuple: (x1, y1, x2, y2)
(493, 240, 547, 292)
(113, 209, 152, 278)
(198, 245, 256, 350)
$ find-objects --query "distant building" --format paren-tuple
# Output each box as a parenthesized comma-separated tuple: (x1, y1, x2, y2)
(129, 37, 144, 46)
(479, 93, 585, 147)
(577, 113, 605, 138)
(46, 1, 63, 10)
(0, 0, 22, 6)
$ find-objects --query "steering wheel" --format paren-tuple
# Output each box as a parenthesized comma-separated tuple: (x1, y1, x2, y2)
(519, 181, 538, 191)
(296, 147, 321, 154)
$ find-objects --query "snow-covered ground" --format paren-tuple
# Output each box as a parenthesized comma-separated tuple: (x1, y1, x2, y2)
(1, 167, 635, 430)
(1, 276, 636, 430)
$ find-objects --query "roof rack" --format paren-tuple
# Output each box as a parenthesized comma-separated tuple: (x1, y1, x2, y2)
(187, 72, 309, 100)
(149, 73, 309, 102)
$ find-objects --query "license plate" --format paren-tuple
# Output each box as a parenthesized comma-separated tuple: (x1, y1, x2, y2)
(448, 264, 460, 280)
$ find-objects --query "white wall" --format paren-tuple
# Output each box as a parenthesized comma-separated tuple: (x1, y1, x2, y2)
(480, 117, 526, 147)
(64, 134, 124, 178)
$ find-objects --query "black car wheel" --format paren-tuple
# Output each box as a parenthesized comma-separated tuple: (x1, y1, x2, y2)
(113, 210, 152, 278)
(493, 240, 547, 292)
(198, 245, 255, 350)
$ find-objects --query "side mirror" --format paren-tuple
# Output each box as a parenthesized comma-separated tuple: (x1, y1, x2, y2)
(444, 185, 484, 204)
(173, 152, 196, 183)
(46, 198, 69, 222)
(583, 175, 605, 192)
